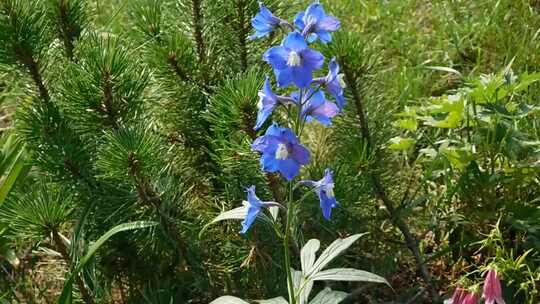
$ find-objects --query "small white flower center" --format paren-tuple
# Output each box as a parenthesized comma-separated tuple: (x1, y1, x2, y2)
(287, 51, 302, 67)
(275, 143, 289, 160)
(337, 74, 347, 88)
(257, 95, 264, 109)
(324, 184, 335, 198)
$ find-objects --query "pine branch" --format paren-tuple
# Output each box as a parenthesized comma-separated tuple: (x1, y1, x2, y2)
(235, 0, 248, 71)
(126, 151, 190, 267)
(19, 47, 50, 102)
(167, 51, 192, 83)
(56, 0, 76, 60)
(340, 58, 441, 303)
(100, 71, 119, 129)
(190, 0, 209, 87)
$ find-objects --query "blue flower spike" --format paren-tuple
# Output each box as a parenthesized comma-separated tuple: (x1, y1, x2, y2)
(250, 2, 284, 40)
(294, 1, 340, 44)
(301, 168, 338, 220)
(263, 32, 324, 88)
(251, 123, 310, 181)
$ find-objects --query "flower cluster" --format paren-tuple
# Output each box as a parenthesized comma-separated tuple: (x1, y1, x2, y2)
(451, 268, 505, 304)
(241, 1, 344, 233)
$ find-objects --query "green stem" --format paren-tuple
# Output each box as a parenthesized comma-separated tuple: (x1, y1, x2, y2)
(284, 181, 296, 304)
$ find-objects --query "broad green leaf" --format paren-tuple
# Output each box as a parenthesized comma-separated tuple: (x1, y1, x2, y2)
(256, 297, 289, 304)
(300, 239, 320, 275)
(58, 221, 157, 303)
(309, 288, 347, 304)
(210, 296, 250, 304)
(388, 137, 415, 151)
(312, 268, 389, 285)
(307, 234, 365, 276)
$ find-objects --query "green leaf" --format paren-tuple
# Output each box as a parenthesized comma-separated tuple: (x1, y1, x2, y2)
(307, 234, 366, 276)
(311, 268, 389, 285)
(255, 297, 289, 304)
(300, 239, 320, 276)
(394, 119, 418, 131)
(388, 137, 416, 151)
(210, 296, 250, 304)
(58, 221, 157, 303)
(211, 205, 247, 223)
(309, 288, 347, 304)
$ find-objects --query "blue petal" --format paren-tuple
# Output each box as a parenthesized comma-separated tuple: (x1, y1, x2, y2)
(304, 3, 325, 24)
(281, 128, 299, 144)
(292, 144, 310, 165)
(246, 186, 263, 207)
(240, 204, 261, 233)
(302, 49, 325, 71)
(317, 30, 332, 44)
(263, 46, 289, 70)
(260, 153, 280, 173)
(294, 11, 305, 30)
(265, 122, 282, 137)
(278, 158, 300, 181)
(291, 65, 313, 88)
(319, 194, 336, 220)
(255, 106, 274, 130)
(282, 32, 308, 52)
(328, 57, 339, 79)
(275, 68, 293, 87)
(319, 15, 340, 32)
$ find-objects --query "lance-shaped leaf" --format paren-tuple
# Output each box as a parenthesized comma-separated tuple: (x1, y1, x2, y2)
(312, 268, 389, 285)
(210, 296, 250, 304)
(309, 288, 347, 304)
(301, 239, 320, 276)
(307, 233, 365, 276)
(211, 205, 248, 223)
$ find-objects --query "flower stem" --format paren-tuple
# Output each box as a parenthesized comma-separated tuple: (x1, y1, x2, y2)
(284, 181, 296, 304)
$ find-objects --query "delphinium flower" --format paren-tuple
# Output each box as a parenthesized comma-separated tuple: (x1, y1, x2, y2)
(251, 123, 310, 181)
(241, 186, 271, 233)
(482, 269, 505, 304)
(250, 2, 285, 40)
(314, 57, 346, 109)
(255, 77, 295, 130)
(294, 0, 340, 43)
(263, 32, 324, 88)
(301, 169, 338, 219)
(293, 89, 339, 126)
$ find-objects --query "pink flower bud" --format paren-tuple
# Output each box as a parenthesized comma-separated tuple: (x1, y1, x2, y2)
(482, 268, 505, 304)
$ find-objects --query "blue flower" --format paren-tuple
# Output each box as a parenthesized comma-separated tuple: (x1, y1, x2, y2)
(294, 1, 340, 44)
(250, 2, 282, 40)
(263, 32, 324, 88)
(301, 169, 338, 220)
(255, 77, 279, 130)
(251, 123, 310, 180)
(293, 89, 339, 126)
(241, 186, 264, 233)
(324, 57, 346, 109)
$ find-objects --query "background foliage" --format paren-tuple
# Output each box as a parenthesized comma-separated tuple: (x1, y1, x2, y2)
(0, 0, 539, 303)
